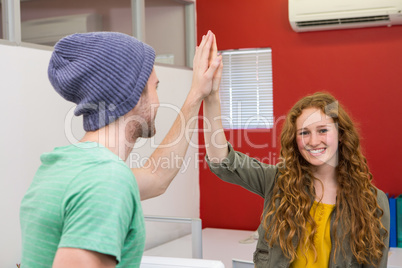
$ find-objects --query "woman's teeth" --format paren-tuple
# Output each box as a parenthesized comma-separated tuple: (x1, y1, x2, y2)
(309, 148, 325, 154)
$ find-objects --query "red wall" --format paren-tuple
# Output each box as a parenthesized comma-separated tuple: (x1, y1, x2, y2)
(197, 0, 402, 231)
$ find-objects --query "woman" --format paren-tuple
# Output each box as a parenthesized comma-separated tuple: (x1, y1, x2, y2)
(204, 38, 390, 268)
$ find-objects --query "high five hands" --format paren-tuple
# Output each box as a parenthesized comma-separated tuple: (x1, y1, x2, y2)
(209, 32, 224, 96)
(191, 30, 223, 101)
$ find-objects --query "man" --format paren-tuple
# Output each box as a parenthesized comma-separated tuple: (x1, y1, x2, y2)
(20, 31, 222, 267)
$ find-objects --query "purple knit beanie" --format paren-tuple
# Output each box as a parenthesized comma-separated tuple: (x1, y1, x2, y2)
(48, 32, 156, 131)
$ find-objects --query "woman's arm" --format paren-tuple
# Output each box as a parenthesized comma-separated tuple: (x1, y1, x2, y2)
(203, 35, 227, 163)
(203, 36, 277, 196)
(369, 189, 390, 268)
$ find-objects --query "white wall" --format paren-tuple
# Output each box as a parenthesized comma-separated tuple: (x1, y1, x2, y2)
(0, 42, 198, 266)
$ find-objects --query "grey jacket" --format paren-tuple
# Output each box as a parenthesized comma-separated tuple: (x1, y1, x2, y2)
(207, 143, 390, 268)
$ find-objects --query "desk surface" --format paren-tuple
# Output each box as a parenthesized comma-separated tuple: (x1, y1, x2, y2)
(144, 228, 402, 268)
(144, 228, 256, 268)
(389, 247, 402, 268)
(202, 228, 256, 267)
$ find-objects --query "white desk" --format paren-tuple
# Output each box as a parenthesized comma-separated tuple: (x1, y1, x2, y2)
(389, 247, 402, 268)
(145, 228, 402, 268)
(140, 256, 224, 268)
(145, 228, 255, 268)
(202, 228, 256, 268)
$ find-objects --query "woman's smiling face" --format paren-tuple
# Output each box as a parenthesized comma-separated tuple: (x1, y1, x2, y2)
(296, 107, 339, 168)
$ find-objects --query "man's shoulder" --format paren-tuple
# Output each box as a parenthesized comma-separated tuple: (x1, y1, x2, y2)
(71, 160, 135, 188)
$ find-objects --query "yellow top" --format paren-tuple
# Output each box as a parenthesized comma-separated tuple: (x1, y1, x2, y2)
(290, 201, 335, 268)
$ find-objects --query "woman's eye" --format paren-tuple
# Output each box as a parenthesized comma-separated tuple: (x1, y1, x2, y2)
(299, 131, 309, 136)
(318, 129, 328, 134)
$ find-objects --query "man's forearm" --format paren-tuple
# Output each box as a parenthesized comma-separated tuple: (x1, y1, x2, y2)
(133, 90, 202, 200)
(149, 90, 202, 179)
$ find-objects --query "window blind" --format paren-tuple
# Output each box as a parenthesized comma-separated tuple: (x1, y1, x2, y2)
(219, 48, 273, 129)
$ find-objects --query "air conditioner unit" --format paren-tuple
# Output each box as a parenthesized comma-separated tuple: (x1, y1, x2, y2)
(289, 0, 402, 32)
(21, 13, 102, 46)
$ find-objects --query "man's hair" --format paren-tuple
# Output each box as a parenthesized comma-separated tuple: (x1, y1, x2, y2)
(48, 32, 155, 131)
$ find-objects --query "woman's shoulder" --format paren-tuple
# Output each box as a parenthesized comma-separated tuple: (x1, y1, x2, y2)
(373, 187, 387, 201)
(372, 187, 389, 212)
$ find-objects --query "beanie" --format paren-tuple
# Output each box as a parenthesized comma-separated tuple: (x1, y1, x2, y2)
(48, 32, 156, 131)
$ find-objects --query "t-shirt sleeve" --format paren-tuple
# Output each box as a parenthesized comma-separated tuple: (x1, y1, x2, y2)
(58, 162, 137, 263)
(206, 142, 278, 197)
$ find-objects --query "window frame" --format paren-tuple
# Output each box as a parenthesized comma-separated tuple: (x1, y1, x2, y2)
(1, 0, 196, 68)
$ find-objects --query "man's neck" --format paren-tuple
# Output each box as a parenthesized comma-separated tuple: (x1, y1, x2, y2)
(80, 121, 138, 161)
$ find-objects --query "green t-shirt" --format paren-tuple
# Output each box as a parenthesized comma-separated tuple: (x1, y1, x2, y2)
(20, 142, 145, 267)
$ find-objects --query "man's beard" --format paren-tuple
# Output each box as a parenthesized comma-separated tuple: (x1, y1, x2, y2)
(141, 119, 156, 138)
(132, 114, 156, 139)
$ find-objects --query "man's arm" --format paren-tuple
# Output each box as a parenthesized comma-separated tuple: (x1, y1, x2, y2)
(133, 30, 222, 200)
(53, 248, 116, 268)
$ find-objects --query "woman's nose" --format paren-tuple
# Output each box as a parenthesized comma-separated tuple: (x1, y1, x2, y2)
(308, 132, 321, 147)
